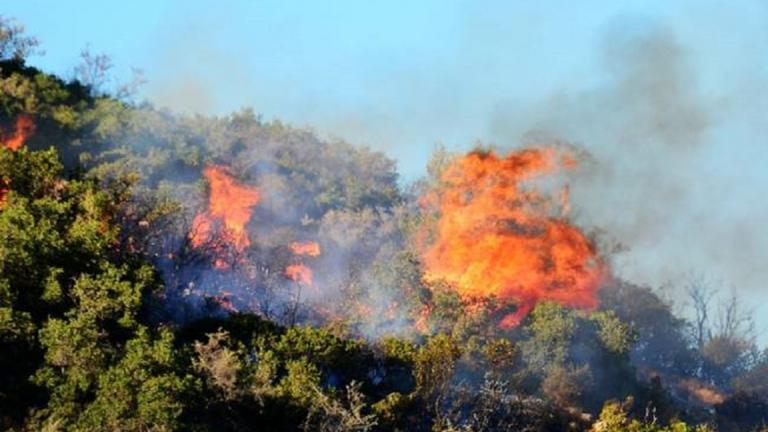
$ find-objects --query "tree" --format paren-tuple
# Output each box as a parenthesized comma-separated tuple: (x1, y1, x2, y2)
(600, 280, 697, 376)
(71, 328, 192, 432)
(193, 329, 246, 401)
(685, 273, 715, 350)
(303, 381, 378, 432)
(414, 333, 461, 410)
(74, 47, 113, 96)
(592, 399, 712, 432)
(0, 16, 39, 62)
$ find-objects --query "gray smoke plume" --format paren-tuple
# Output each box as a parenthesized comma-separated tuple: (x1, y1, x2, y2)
(488, 23, 768, 337)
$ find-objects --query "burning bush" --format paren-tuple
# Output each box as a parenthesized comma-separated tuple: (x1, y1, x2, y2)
(419, 147, 605, 327)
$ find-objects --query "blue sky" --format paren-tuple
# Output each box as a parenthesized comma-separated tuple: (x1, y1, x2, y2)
(6, 1, 768, 342)
(12, 0, 764, 177)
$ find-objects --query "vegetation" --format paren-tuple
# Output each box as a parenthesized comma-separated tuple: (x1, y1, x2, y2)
(0, 18, 766, 432)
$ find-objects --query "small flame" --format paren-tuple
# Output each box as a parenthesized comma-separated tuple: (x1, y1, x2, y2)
(190, 165, 261, 255)
(285, 263, 313, 285)
(0, 116, 35, 206)
(290, 241, 321, 257)
(419, 147, 606, 327)
(210, 294, 238, 313)
(0, 185, 8, 207)
(2, 115, 35, 150)
(679, 378, 725, 405)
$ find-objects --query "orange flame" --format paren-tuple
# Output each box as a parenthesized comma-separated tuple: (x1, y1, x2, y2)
(0, 185, 8, 207)
(2, 115, 35, 151)
(210, 293, 238, 313)
(285, 263, 313, 285)
(419, 147, 605, 327)
(679, 378, 725, 405)
(0, 116, 35, 206)
(190, 165, 261, 253)
(290, 241, 321, 257)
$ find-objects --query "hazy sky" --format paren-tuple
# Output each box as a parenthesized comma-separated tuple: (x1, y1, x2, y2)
(7, 1, 768, 342)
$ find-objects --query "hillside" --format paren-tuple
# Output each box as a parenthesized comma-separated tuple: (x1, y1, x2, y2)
(0, 20, 766, 432)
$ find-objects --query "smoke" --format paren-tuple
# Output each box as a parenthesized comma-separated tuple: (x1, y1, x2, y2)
(105, 107, 420, 339)
(61, 5, 768, 341)
(488, 23, 768, 321)
(144, 4, 259, 115)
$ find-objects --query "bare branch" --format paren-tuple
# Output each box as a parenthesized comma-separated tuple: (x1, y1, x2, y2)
(685, 272, 715, 349)
(75, 46, 113, 96)
(0, 16, 40, 62)
(715, 291, 755, 342)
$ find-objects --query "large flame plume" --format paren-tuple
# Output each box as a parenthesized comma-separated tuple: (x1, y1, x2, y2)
(419, 147, 605, 327)
(190, 165, 261, 254)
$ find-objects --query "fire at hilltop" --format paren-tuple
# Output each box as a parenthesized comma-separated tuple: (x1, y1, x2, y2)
(420, 147, 606, 327)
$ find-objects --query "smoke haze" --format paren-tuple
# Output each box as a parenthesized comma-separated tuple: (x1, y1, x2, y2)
(489, 23, 768, 335)
(7, 1, 768, 339)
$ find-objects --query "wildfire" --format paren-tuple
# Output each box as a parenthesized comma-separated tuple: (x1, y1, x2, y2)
(678, 378, 725, 406)
(285, 264, 313, 285)
(290, 241, 321, 257)
(190, 165, 261, 254)
(0, 115, 35, 206)
(284, 241, 321, 286)
(210, 293, 238, 313)
(2, 115, 35, 150)
(419, 147, 605, 327)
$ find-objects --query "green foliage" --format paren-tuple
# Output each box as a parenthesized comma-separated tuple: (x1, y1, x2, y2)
(593, 311, 636, 356)
(193, 330, 247, 401)
(378, 337, 418, 364)
(0, 20, 761, 431)
(414, 334, 461, 404)
(303, 381, 378, 432)
(593, 400, 712, 432)
(278, 358, 322, 407)
(482, 338, 516, 372)
(521, 302, 577, 370)
(371, 392, 410, 427)
(72, 328, 192, 432)
(273, 326, 369, 374)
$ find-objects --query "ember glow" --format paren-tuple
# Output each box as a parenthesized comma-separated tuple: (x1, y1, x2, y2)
(285, 263, 313, 285)
(210, 293, 238, 313)
(190, 165, 261, 253)
(1, 115, 34, 150)
(0, 183, 8, 206)
(420, 147, 605, 327)
(289, 241, 321, 257)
